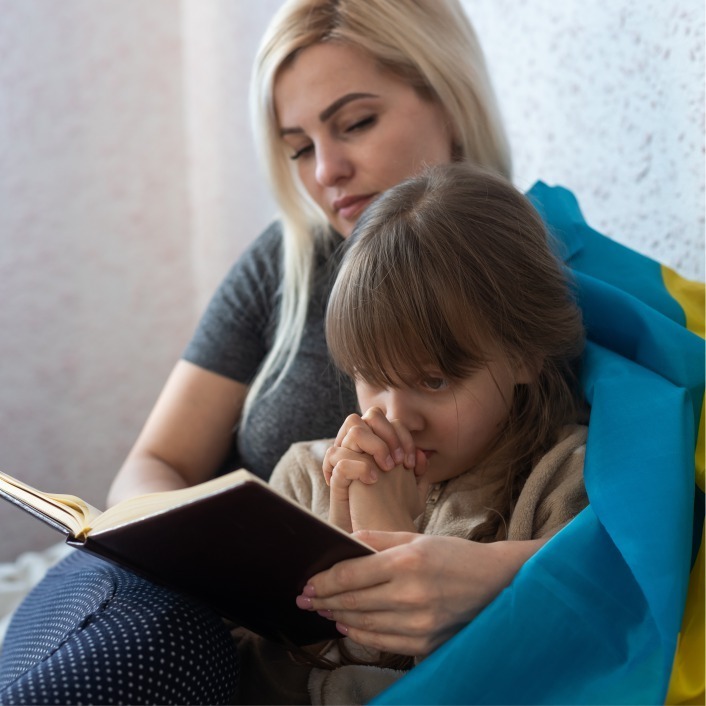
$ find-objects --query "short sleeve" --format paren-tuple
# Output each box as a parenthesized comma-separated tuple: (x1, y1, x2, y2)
(182, 222, 283, 384)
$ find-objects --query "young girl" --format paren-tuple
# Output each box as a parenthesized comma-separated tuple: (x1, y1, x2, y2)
(246, 162, 589, 705)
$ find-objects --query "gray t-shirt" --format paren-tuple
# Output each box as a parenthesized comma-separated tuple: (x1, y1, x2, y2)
(182, 222, 358, 480)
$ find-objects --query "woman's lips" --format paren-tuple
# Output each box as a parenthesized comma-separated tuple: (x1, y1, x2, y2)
(333, 194, 376, 220)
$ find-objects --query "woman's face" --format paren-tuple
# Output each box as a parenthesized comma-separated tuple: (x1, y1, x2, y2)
(274, 42, 454, 237)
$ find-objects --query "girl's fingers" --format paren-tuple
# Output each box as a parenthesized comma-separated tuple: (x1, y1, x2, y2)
(325, 447, 381, 484)
(360, 407, 404, 466)
(359, 408, 417, 469)
(332, 409, 418, 473)
(330, 457, 378, 485)
(334, 413, 365, 448)
(340, 421, 396, 471)
(333, 412, 396, 470)
(324, 430, 380, 483)
(388, 419, 417, 469)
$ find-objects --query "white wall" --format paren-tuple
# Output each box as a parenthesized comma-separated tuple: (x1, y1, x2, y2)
(0, 1, 198, 558)
(465, 0, 704, 279)
(0, 0, 702, 560)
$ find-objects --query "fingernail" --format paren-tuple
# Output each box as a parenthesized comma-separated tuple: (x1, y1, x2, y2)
(296, 595, 313, 610)
(394, 449, 404, 465)
(303, 584, 317, 597)
(317, 609, 334, 619)
(369, 469, 378, 482)
(406, 454, 416, 468)
(335, 622, 349, 635)
(385, 455, 395, 470)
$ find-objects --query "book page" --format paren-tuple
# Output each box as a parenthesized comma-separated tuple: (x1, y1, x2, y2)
(0, 471, 100, 536)
(88, 468, 255, 536)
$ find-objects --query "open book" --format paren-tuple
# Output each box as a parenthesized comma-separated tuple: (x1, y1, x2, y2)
(0, 469, 373, 646)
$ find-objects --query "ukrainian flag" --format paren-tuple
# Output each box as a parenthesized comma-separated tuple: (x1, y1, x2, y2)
(374, 183, 704, 705)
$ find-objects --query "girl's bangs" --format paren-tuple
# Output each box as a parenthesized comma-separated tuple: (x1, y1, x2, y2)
(329, 266, 487, 388)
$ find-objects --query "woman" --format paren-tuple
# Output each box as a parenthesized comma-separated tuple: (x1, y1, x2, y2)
(0, 0, 701, 704)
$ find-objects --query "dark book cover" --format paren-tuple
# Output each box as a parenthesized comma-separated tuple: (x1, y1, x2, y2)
(2, 474, 373, 646)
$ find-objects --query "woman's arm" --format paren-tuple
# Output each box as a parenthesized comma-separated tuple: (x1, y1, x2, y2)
(107, 360, 248, 506)
(296, 530, 548, 656)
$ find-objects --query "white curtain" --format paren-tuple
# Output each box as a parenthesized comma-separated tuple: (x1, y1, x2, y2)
(0, 0, 702, 560)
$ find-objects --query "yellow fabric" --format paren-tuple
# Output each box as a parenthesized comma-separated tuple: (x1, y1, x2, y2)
(663, 265, 705, 705)
(667, 531, 705, 705)
(662, 266, 705, 340)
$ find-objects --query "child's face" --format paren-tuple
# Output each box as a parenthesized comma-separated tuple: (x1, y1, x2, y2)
(355, 358, 526, 484)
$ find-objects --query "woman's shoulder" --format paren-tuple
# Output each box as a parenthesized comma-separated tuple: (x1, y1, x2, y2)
(223, 220, 339, 285)
(205, 221, 288, 314)
(226, 220, 284, 280)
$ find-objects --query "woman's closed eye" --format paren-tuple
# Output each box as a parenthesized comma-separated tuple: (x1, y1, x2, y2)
(344, 115, 376, 134)
(290, 143, 314, 161)
(288, 114, 378, 160)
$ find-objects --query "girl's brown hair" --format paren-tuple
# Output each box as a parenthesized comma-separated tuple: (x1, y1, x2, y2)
(326, 163, 586, 542)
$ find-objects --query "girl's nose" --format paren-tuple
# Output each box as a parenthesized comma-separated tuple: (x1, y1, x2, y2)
(315, 142, 353, 187)
(382, 388, 424, 432)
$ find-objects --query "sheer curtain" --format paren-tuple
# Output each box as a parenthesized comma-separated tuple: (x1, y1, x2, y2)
(0, 0, 702, 560)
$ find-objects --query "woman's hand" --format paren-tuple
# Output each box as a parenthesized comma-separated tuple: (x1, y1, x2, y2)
(295, 531, 547, 656)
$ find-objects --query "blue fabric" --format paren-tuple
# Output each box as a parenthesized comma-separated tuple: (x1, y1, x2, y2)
(373, 183, 703, 705)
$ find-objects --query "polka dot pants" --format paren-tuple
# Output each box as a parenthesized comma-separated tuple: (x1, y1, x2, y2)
(0, 550, 239, 705)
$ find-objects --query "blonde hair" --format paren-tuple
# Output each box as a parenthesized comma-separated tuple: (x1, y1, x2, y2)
(244, 0, 511, 421)
(326, 164, 585, 542)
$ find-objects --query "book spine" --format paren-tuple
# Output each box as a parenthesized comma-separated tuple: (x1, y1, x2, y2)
(0, 488, 72, 536)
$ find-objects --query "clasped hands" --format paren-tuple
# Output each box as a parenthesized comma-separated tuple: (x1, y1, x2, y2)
(322, 407, 430, 533)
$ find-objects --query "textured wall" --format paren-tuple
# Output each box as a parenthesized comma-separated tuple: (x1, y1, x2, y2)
(0, 0, 703, 561)
(466, 0, 704, 279)
(0, 1, 197, 559)
(181, 0, 279, 311)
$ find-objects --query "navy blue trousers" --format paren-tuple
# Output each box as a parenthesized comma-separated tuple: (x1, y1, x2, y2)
(0, 550, 239, 705)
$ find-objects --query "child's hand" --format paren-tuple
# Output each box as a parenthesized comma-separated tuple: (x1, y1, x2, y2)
(323, 407, 427, 532)
(348, 462, 430, 533)
(324, 445, 382, 532)
(323, 409, 429, 532)
(323, 407, 424, 485)
(325, 445, 429, 533)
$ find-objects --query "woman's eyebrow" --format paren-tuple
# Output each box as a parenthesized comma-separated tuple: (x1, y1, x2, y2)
(318, 92, 378, 122)
(279, 92, 379, 136)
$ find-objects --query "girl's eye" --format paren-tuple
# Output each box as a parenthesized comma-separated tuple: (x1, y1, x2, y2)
(421, 376, 449, 391)
(290, 144, 313, 161)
